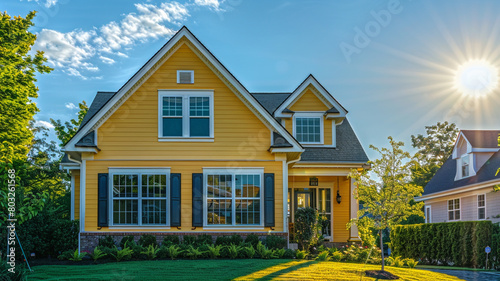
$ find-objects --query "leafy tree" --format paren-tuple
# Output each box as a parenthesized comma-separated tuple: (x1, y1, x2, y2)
(50, 101, 88, 146)
(411, 121, 459, 187)
(349, 137, 424, 272)
(0, 11, 52, 224)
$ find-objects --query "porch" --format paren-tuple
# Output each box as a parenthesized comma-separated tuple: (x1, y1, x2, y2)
(287, 175, 359, 243)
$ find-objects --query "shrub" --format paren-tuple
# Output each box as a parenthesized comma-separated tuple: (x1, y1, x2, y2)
(196, 234, 213, 246)
(111, 246, 133, 262)
(98, 235, 116, 248)
(392, 256, 405, 267)
(331, 251, 344, 262)
(230, 234, 243, 246)
(141, 244, 160, 260)
(68, 249, 87, 262)
(215, 236, 232, 246)
(316, 251, 330, 261)
(296, 250, 308, 260)
(240, 245, 256, 259)
(124, 240, 145, 259)
(245, 234, 260, 248)
(119, 235, 135, 248)
(283, 249, 296, 259)
(162, 235, 180, 246)
(391, 221, 496, 267)
(166, 245, 182, 260)
(256, 241, 272, 259)
(405, 258, 418, 268)
(227, 244, 241, 259)
(294, 207, 322, 251)
(138, 234, 157, 247)
(90, 247, 107, 262)
(182, 235, 197, 246)
(206, 244, 222, 259)
(185, 245, 204, 260)
(57, 250, 74, 261)
(275, 248, 286, 259)
(265, 235, 286, 249)
(0, 262, 30, 280)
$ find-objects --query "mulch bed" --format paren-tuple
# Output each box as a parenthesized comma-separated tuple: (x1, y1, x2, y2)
(365, 270, 400, 280)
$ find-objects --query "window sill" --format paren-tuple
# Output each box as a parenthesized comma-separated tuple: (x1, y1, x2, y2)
(108, 226, 171, 230)
(203, 226, 265, 230)
(158, 137, 214, 142)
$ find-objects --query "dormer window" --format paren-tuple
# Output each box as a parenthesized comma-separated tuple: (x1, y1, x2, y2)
(461, 154, 469, 178)
(294, 115, 323, 144)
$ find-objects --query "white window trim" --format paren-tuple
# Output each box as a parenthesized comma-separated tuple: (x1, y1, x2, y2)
(202, 168, 264, 229)
(477, 193, 486, 220)
(158, 90, 214, 141)
(177, 70, 194, 84)
(293, 112, 324, 145)
(108, 168, 171, 227)
(425, 205, 432, 223)
(447, 198, 461, 221)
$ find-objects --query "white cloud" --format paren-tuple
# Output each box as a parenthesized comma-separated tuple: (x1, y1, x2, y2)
(33, 1, 200, 79)
(65, 102, 77, 110)
(24, 0, 58, 8)
(194, 0, 224, 11)
(35, 120, 55, 129)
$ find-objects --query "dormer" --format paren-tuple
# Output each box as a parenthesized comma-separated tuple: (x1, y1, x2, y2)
(452, 130, 500, 181)
(274, 75, 347, 147)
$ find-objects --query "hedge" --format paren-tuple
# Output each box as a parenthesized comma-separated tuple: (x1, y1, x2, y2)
(391, 221, 498, 268)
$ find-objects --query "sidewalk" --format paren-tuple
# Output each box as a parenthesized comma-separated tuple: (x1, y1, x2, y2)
(423, 269, 500, 281)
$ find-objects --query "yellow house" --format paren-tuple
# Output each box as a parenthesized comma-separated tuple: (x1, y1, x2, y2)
(61, 27, 369, 252)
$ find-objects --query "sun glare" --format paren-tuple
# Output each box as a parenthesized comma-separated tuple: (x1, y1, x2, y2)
(454, 60, 499, 97)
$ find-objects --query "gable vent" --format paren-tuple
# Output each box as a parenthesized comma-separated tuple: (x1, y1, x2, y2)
(177, 70, 194, 84)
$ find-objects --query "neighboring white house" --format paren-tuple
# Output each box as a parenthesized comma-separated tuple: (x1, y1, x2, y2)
(415, 130, 500, 223)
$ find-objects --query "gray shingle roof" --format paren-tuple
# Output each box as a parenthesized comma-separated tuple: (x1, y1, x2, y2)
(462, 130, 500, 148)
(77, 92, 115, 134)
(423, 151, 500, 196)
(250, 93, 291, 113)
(299, 119, 369, 163)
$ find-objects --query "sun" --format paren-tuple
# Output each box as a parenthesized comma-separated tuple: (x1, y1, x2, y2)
(454, 60, 499, 97)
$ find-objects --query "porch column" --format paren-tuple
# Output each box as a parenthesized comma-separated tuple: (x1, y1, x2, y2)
(349, 178, 361, 241)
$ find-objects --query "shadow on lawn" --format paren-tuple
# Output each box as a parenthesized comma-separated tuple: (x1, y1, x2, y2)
(234, 260, 316, 281)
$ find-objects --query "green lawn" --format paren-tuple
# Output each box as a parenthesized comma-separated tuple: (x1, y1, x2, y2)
(28, 260, 463, 281)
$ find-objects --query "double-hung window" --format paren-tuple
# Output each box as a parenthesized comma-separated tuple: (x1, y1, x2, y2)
(478, 194, 486, 220)
(110, 168, 170, 226)
(448, 198, 460, 221)
(204, 169, 263, 227)
(159, 91, 214, 139)
(293, 113, 323, 144)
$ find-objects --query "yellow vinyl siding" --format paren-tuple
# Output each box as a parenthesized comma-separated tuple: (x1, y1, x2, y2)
(74, 170, 80, 219)
(84, 160, 283, 232)
(95, 43, 273, 161)
(333, 177, 351, 242)
(288, 175, 350, 242)
(289, 88, 329, 112)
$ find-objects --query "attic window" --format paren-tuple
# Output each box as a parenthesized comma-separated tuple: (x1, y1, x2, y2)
(461, 155, 469, 177)
(177, 70, 194, 84)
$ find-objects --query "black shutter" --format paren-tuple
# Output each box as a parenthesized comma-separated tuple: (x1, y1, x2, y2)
(97, 173, 109, 227)
(264, 173, 275, 227)
(170, 173, 181, 227)
(192, 173, 203, 227)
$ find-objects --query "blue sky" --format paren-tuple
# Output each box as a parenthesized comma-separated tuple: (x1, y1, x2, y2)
(5, 0, 500, 159)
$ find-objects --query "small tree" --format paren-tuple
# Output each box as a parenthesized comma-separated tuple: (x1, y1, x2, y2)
(294, 207, 322, 251)
(349, 137, 424, 272)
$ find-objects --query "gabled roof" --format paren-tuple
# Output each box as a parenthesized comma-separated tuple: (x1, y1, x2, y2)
(299, 119, 369, 163)
(274, 74, 348, 118)
(462, 130, 500, 148)
(250, 93, 291, 113)
(421, 151, 500, 197)
(63, 26, 303, 153)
